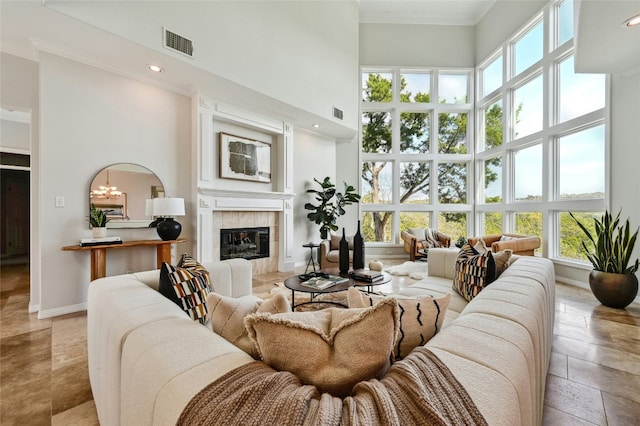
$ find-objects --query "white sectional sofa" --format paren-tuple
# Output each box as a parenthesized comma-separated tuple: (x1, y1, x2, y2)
(88, 250, 555, 425)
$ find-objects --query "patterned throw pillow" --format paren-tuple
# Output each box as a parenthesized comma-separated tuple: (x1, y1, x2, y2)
(177, 252, 209, 275)
(347, 288, 450, 361)
(245, 299, 399, 397)
(159, 253, 212, 324)
(452, 243, 497, 302)
(162, 263, 211, 324)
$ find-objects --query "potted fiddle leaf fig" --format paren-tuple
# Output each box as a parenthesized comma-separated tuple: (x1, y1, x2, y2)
(570, 210, 639, 309)
(305, 177, 361, 240)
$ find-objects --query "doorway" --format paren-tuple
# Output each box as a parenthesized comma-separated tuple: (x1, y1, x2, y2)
(1, 168, 30, 263)
(1, 107, 31, 266)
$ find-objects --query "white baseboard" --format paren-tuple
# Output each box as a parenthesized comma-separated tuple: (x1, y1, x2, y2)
(28, 303, 40, 313)
(38, 302, 87, 319)
(555, 275, 590, 290)
(556, 275, 640, 304)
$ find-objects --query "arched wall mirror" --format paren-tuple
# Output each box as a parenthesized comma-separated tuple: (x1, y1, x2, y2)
(89, 163, 164, 229)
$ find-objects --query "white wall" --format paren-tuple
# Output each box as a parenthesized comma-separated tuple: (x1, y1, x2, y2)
(0, 52, 40, 311)
(292, 129, 337, 263)
(45, 0, 360, 133)
(38, 52, 191, 316)
(0, 120, 29, 150)
(360, 23, 475, 67)
(474, 1, 547, 63)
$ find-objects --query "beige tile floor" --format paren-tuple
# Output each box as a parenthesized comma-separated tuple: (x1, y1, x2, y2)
(1, 259, 639, 425)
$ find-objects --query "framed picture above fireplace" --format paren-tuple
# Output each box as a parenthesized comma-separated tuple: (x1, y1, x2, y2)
(219, 132, 272, 183)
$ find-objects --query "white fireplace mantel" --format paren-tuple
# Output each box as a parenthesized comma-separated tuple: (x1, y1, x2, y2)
(199, 188, 295, 212)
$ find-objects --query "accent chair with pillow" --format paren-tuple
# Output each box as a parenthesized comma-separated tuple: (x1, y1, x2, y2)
(467, 233, 540, 256)
(318, 232, 354, 269)
(400, 227, 451, 261)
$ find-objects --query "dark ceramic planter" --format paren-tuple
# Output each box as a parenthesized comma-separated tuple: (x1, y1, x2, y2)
(588, 270, 638, 309)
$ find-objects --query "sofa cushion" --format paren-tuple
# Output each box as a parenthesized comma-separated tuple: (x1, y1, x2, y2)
(347, 288, 450, 360)
(452, 243, 496, 302)
(160, 262, 212, 324)
(207, 292, 290, 358)
(407, 227, 427, 240)
(244, 299, 399, 397)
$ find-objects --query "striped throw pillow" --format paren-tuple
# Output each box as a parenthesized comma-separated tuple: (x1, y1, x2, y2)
(452, 243, 496, 302)
(162, 262, 211, 324)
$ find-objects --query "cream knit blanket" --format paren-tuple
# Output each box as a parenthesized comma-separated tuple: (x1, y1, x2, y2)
(178, 347, 487, 426)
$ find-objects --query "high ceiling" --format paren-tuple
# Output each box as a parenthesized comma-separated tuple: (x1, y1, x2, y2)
(359, 0, 497, 25)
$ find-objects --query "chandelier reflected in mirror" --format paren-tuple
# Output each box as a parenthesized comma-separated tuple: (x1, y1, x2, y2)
(90, 170, 122, 199)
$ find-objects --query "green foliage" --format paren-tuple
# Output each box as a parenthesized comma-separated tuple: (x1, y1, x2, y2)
(89, 204, 112, 227)
(438, 212, 467, 239)
(485, 212, 503, 235)
(570, 210, 639, 274)
(304, 177, 361, 239)
(454, 236, 468, 248)
(362, 73, 491, 241)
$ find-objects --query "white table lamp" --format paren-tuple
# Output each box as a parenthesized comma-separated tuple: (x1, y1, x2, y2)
(152, 198, 185, 240)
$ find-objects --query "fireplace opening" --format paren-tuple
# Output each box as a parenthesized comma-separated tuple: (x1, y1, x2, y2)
(220, 227, 269, 260)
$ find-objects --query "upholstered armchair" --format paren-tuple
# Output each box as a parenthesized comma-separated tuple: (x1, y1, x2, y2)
(319, 233, 354, 269)
(400, 228, 451, 261)
(467, 233, 541, 256)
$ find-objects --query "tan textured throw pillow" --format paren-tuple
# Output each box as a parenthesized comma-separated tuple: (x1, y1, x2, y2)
(207, 292, 290, 359)
(245, 299, 399, 397)
(473, 238, 488, 254)
(493, 249, 513, 276)
(347, 288, 451, 360)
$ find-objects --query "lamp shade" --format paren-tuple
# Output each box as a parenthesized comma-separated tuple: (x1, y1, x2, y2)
(152, 198, 185, 217)
(145, 199, 154, 217)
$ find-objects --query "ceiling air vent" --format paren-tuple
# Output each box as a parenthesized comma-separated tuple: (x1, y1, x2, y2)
(332, 107, 344, 120)
(163, 28, 194, 58)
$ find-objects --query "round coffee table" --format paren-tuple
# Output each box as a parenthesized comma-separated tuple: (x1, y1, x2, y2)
(351, 271, 392, 293)
(284, 273, 354, 311)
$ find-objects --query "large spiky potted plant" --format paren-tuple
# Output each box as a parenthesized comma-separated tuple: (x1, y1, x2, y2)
(304, 177, 361, 240)
(570, 210, 639, 308)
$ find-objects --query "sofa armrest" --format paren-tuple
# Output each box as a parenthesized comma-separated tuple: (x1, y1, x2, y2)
(436, 232, 452, 248)
(319, 240, 331, 259)
(427, 248, 459, 280)
(131, 258, 253, 298)
(400, 231, 419, 261)
(202, 258, 253, 298)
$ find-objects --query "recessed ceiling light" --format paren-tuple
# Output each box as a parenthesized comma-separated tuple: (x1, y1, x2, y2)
(313, 124, 320, 128)
(622, 13, 640, 27)
(148, 64, 164, 73)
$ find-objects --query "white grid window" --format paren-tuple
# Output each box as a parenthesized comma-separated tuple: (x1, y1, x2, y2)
(360, 68, 474, 244)
(475, 0, 608, 263)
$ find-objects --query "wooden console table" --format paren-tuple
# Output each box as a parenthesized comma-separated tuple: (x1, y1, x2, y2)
(62, 239, 186, 281)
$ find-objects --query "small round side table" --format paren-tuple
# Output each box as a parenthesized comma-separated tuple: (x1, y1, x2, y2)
(302, 242, 320, 273)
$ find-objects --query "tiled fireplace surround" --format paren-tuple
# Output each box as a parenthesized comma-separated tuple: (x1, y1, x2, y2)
(212, 210, 279, 275)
